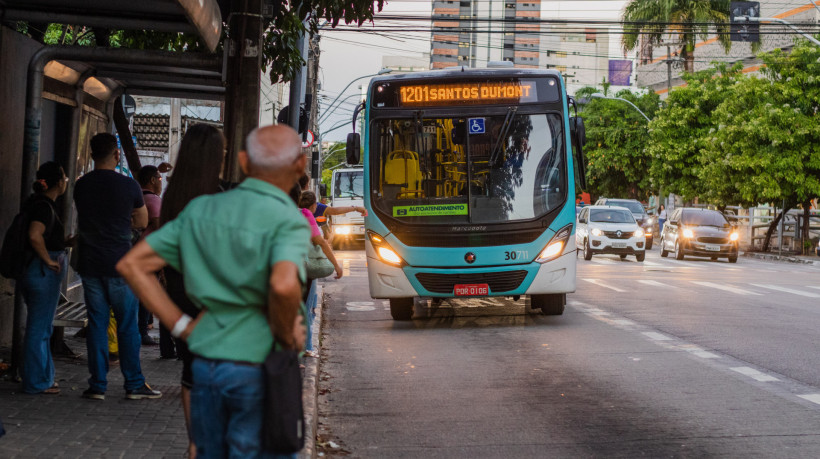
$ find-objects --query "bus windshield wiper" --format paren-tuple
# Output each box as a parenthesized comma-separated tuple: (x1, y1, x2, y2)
(490, 106, 518, 165)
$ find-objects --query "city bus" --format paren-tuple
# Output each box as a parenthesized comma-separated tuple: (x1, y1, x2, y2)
(345, 67, 587, 320)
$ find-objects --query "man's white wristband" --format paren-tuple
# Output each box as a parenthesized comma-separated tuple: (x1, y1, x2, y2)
(171, 314, 193, 338)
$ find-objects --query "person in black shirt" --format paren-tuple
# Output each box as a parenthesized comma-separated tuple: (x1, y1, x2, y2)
(19, 161, 69, 394)
(73, 133, 160, 401)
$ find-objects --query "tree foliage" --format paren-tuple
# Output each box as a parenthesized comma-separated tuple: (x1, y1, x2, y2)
(576, 85, 660, 200)
(621, 0, 733, 72)
(646, 64, 743, 201)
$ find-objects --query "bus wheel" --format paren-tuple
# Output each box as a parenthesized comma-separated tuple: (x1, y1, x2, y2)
(531, 294, 565, 316)
(389, 298, 414, 320)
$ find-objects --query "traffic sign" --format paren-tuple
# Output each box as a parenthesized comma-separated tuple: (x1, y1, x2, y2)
(302, 130, 315, 148)
(468, 118, 485, 134)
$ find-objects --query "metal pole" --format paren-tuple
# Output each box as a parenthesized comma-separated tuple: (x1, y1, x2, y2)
(223, 0, 263, 183)
(666, 45, 672, 95)
(288, 26, 308, 133)
(779, 200, 785, 255)
(734, 16, 820, 46)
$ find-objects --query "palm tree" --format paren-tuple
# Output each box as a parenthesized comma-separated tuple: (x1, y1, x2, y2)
(622, 0, 732, 73)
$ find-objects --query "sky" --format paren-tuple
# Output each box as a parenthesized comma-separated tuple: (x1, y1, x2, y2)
(318, 0, 629, 142)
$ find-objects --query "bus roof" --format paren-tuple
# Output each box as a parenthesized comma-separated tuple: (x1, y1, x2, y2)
(368, 67, 564, 87)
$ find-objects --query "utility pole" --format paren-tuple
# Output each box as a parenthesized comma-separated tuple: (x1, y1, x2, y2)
(661, 43, 684, 95)
(223, 0, 263, 184)
(306, 31, 322, 186)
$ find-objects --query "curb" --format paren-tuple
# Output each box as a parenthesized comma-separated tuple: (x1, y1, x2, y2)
(300, 284, 323, 459)
(742, 251, 820, 266)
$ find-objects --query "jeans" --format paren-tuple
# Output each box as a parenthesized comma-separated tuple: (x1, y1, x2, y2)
(20, 250, 66, 393)
(304, 280, 317, 352)
(191, 358, 297, 459)
(82, 276, 145, 392)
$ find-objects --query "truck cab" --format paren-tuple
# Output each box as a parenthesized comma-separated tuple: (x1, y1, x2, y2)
(330, 166, 365, 248)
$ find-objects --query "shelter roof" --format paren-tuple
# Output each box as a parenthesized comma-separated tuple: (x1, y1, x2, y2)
(0, 0, 223, 51)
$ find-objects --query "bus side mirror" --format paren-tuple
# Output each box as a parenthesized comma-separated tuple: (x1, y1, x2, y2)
(570, 116, 588, 191)
(346, 133, 360, 165)
(451, 120, 467, 145)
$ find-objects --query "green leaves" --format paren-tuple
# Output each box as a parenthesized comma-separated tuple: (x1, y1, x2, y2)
(647, 41, 820, 208)
(578, 87, 660, 199)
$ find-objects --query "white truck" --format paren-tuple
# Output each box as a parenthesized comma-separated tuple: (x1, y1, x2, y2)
(330, 166, 365, 249)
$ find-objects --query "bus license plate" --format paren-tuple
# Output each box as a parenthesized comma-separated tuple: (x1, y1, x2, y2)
(454, 284, 489, 296)
(705, 244, 720, 251)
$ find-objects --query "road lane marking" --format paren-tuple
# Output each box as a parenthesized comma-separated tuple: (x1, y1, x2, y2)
(637, 280, 674, 288)
(613, 319, 636, 326)
(345, 301, 376, 311)
(750, 284, 820, 298)
(692, 351, 720, 359)
(798, 394, 820, 405)
(642, 332, 672, 341)
(641, 260, 664, 267)
(343, 259, 351, 277)
(590, 258, 617, 265)
(808, 286, 820, 291)
(692, 281, 761, 296)
(582, 278, 626, 292)
(731, 366, 780, 382)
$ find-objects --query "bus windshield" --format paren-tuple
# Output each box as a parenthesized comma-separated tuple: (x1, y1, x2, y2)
(334, 170, 364, 198)
(370, 112, 566, 224)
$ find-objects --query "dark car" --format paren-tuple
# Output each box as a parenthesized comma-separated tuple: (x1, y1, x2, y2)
(594, 198, 656, 249)
(659, 208, 739, 262)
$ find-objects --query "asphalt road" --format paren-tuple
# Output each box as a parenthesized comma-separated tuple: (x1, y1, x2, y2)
(316, 248, 820, 458)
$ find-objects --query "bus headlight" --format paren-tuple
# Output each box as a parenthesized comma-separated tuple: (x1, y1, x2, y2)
(683, 228, 695, 238)
(730, 232, 739, 241)
(334, 226, 352, 235)
(377, 247, 402, 265)
(367, 230, 405, 266)
(536, 224, 572, 263)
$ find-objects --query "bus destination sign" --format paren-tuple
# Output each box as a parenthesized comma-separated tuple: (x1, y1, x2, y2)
(398, 81, 537, 107)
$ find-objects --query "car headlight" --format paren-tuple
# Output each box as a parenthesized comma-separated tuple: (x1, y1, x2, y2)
(334, 226, 352, 235)
(683, 228, 695, 238)
(634, 228, 644, 238)
(537, 224, 572, 263)
(729, 232, 739, 241)
(591, 228, 603, 237)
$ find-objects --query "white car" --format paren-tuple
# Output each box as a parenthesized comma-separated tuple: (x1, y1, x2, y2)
(576, 205, 646, 262)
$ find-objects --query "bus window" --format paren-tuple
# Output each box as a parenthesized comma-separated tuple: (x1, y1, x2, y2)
(371, 113, 566, 224)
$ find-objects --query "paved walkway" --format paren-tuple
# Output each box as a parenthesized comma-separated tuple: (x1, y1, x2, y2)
(0, 328, 191, 458)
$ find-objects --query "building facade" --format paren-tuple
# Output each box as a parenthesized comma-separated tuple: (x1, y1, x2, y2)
(635, 0, 819, 95)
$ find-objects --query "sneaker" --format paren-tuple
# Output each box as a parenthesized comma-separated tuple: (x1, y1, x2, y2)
(125, 384, 162, 400)
(141, 335, 158, 346)
(82, 388, 105, 400)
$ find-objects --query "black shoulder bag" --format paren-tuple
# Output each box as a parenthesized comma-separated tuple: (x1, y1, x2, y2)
(262, 336, 305, 453)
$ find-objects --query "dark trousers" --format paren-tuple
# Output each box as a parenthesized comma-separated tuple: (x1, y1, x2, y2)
(159, 323, 176, 358)
(138, 304, 152, 337)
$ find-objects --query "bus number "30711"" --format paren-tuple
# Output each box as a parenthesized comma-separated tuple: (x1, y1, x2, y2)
(504, 251, 528, 261)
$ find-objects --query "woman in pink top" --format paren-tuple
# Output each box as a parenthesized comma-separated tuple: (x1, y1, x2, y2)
(299, 191, 342, 279)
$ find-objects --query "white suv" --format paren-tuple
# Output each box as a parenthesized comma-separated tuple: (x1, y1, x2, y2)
(576, 205, 646, 262)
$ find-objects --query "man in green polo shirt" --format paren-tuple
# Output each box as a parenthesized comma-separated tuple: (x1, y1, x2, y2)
(117, 125, 310, 458)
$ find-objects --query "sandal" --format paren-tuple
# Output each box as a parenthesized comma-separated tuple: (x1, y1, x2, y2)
(42, 384, 60, 395)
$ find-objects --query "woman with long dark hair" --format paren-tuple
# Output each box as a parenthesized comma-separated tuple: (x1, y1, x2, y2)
(159, 124, 225, 458)
(21, 161, 69, 394)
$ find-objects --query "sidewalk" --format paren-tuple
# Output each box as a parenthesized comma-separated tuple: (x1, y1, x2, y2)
(742, 250, 820, 266)
(0, 286, 325, 458)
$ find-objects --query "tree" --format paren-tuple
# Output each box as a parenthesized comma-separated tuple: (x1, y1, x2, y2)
(621, 0, 732, 72)
(576, 85, 660, 200)
(646, 64, 743, 201)
(705, 42, 820, 251)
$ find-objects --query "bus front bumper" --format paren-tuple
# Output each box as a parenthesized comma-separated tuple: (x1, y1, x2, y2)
(366, 240, 577, 299)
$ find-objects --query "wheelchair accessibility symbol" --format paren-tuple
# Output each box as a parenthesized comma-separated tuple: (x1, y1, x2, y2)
(468, 118, 485, 134)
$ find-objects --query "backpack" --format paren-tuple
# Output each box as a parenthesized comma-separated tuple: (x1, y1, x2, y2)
(0, 198, 55, 280)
